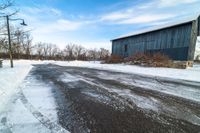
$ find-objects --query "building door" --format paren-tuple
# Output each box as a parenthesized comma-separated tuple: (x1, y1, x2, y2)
(124, 44, 128, 57)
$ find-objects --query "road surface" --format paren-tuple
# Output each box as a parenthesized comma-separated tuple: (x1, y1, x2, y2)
(1, 64, 200, 133)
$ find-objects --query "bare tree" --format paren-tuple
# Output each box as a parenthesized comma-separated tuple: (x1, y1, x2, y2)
(22, 33, 33, 59)
(51, 45, 60, 60)
(12, 28, 23, 58)
(0, 0, 13, 10)
(87, 49, 99, 61)
(42, 43, 49, 59)
(74, 45, 85, 60)
(99, 48, 110, 60)
(64, 43, 75, 60)
(0, 0, 14, 58)
(34, 42, 44, 60)
(0, 37, 8, 57)
(48, 44, 53, 57)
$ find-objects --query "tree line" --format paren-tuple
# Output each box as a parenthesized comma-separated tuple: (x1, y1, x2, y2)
(0, 29, 110, 60)
(0, 0, 110, 61)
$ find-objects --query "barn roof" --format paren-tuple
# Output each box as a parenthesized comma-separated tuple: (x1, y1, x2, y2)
(111, 14, 200, 41)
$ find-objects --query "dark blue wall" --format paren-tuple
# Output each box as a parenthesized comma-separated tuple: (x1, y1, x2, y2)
(112, 22, 193, 60)
(198, 16, 200, 36)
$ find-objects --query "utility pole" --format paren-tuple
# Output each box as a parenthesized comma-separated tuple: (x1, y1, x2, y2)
(6, 15, 13, 68)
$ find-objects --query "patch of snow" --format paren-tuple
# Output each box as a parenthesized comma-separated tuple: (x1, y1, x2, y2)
(110, 88, 160, 112)
(82, 91, 111, 104)
(121, 79, 200, 103)
(94, 70, 200, 103)
(59, 73, 80, 83)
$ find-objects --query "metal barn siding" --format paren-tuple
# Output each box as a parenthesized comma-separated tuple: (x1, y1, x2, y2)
(112, 16, 200, 61)
(198, 16, 200, 36)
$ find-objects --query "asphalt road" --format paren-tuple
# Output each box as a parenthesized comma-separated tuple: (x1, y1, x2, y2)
(22, 64, 200, 133)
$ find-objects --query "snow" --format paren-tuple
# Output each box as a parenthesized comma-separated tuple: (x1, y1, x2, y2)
(54, 61, 200, 103)
(22, 76, 58, 122)
(96, 71, 200, 102)
(0, 59, 199, 130)
(54, 60, 200, 82)
(110, 88, 160, 111)
(1, 59, 200, 112)
(59, 73, 80, 83)
(6, 99, 51, 133)
(0, 60, 34, 111)
(59, 72, 200, 125)
(64, 71, 200, 125)
(0, 60, 69, 133)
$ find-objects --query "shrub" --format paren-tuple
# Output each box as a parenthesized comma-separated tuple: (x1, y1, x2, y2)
(126, 52, 150, 63)
(126, 52, 171, 67)
(103, 52, 173, 68)
(152, 52, 170, 63)
(104, 54, 124, 64)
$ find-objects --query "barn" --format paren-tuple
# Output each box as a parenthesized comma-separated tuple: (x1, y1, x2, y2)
(111, 15, 200, 61)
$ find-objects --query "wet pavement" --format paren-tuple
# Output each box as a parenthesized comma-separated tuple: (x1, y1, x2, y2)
(2, 64, 200, 133)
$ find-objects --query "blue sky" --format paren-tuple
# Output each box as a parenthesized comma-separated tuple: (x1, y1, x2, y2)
(11, 0, 200, 50)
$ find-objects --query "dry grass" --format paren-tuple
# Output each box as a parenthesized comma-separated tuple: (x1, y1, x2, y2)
(126, 52, 172, 67)
(103, 54, 124, 64)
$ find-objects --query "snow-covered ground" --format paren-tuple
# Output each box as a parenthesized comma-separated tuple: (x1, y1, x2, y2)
(0, 59, 200, 112)
(54, 60, 200, 82)
(0, 60, 34, 111)
(0, 60, 69, 133)
(1, 59, 200, 110)
(0, 59, 200, 132)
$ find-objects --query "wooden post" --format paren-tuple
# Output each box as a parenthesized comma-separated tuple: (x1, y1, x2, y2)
(6, 15, 13, 68)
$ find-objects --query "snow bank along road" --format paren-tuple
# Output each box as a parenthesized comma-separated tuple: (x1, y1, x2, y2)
(1, 63, 200, 133)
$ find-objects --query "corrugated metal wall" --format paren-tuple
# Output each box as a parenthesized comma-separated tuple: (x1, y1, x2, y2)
(112, 22, 193, 60)
(198, 16, 200, 36)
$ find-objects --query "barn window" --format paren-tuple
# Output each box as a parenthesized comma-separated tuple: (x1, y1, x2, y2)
(124, 44, 128, 52)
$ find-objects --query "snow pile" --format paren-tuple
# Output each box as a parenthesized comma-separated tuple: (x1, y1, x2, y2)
(54, 61, 200, 82)
(0, 60, 40, 111)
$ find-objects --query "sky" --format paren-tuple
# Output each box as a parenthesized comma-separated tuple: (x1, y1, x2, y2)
(7, 0, 200, 50)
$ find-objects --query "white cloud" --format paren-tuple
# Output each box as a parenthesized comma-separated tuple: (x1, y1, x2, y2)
(21, 6, 62, 17)
(49, 8, 62, 16)
(32, 19, 82, 34)
(100, 8, 176, 25)
(99, 0, 198, 25)
(77, 41, 111, 50)
(118, 14, 176, 24)
(18, 5, 84, 34)
(101, 12, 129, 21)
(158, 0, 199, 7)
